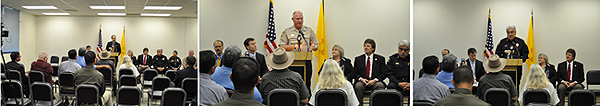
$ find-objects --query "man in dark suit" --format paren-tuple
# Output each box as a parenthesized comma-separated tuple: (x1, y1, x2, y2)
(174, 56, 198, 87)
(6, 52, 30, 97)
(106, 35, 121, 53)
(556, 48, 584, 106)
(464, 48, 486, 94)
(353, 38, 386, 106)
(138, 47, 153, 72)
(243, 38, 269, 77)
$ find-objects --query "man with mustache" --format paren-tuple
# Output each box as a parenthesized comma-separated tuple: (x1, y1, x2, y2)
(214, 40, 224, 67)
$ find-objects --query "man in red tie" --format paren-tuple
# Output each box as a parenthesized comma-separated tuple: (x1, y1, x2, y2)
(556, 48, 584, 106)
(138, 47, 153, 72)
(353, 38, 386, 106)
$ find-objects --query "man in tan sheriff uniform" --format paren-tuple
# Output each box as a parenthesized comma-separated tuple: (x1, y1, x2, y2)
(278, 10, 319, 94)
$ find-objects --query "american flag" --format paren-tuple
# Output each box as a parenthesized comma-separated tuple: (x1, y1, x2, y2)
(96, 26, 103, 60)
(483, 10, 494, 58)
(264, 0, 277, 54)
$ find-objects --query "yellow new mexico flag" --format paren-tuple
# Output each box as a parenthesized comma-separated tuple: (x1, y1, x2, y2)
(120, 27, 126, 59)
(525, 11, 535, 74)
(315, 0, 328, 82)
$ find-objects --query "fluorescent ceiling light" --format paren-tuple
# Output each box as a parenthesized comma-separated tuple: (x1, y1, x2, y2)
(144, 6, 182, 10)
(90, 6, 125, 9)
(42, 13, 70, 15)
(141, 13, 171, 16)
(22, 6, 57, 9)
(97, 13, 126, 16)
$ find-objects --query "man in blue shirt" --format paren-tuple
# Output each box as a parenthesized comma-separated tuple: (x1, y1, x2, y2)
(212, 45, 263, 103)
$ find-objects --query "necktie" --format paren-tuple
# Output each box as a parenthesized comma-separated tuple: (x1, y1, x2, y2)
(366, 56, 371, 79)
(217, 56, 221, 66)
(567, 63, 571, 81)
(143, 55, 147, 65)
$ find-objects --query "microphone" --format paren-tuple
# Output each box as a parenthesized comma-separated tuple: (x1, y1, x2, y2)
(298, 31, 310, 51)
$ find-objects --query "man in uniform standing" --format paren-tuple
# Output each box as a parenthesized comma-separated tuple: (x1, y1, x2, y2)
(278, 10, 319, 93)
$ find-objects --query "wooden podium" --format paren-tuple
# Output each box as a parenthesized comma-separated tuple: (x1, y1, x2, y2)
(290, 52, 312, 84)
(109, 52, 120, 65)
(501, 59, 523, 86)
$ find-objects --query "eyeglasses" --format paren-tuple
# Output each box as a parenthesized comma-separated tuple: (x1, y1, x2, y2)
(399, 48, 409, 51)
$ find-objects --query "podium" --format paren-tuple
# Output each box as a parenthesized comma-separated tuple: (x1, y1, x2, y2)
(501, 59, 523, 87)
(290, 52, 312, 84)
(109, 52, 120, 65)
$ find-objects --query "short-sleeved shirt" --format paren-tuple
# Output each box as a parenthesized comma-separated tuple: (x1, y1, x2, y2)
(436, 71, 454, 88)
(434, 88, 490, 106)
(260, 69, 310, 100)
(477, 72, 518, 102)
(59, 59, 82, 74)
(413, 74, 451, 103)
(200, 73, 228, 106)
(279, 26, 319, 52)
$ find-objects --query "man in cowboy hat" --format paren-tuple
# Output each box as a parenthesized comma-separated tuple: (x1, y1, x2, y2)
(477, 54, 519, 106)
(260, 47, 310, 105)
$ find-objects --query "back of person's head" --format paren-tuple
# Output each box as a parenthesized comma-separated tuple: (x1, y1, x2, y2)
(200, 50, 215, 73)
(78, 47, 86, 56)
(68, 49, 77, 59)
(186, 56, 197, 68)
(526, 64, 550, 89)
(318, 59, 346, 89)
(453, 66, 474, 85)
(231, 57, 259, 93)
(84, 51, 96, 65)
(10, 52, 20, 61)
(222, 45, 241, 67)
(422, 55, 439, 74)
(441, 54, 457, 72)
(122, 56, 134, 68)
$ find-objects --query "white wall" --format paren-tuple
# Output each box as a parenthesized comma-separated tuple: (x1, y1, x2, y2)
(414, 0, 600, 87)
(200, 0, 409, 90)
(11, 15, 197, 70)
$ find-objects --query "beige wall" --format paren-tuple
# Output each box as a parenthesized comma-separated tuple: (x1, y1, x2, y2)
(12, 13, 197, 71)
(414, 0, 600, 88)
(200, 0, 410, 90)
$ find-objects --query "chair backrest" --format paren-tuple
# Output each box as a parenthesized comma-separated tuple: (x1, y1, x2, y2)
(118, 68, 134, 78)
(267, 89, 299, 106)
(61, 56, 69, 62)
(59, 72, 75, 87)
(166, 70, 177, 81)
(526, 103, 553, 106)
(413, 101, 434, 106)
(568, 90, 596, 106)
(143, 69, 158, 81)
(484, 88, 510, 106)
(370, 89, 403, 106)
(116, 86, 142, 105)
(76, 84, 99, 105)
(98, 68, 113, 82)
(31, 82, 53, 101)
(182, 78, 197, 100)
(162, 88, 187, 106)
(1, 80, 24, 98)
(523, 89, 550, 106)
(6, 70, 21, 81)
(119, 75, 137, 87)
(152, 77, 171, 91)
(315, 89, 347, 106)
(29, 70, 45, 83)
(586, 70, 600, 88)
(50, 56, 60, 64)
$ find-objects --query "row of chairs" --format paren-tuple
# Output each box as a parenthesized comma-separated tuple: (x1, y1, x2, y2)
(266, 89, 403, 106)
(411, 89, 596, 106)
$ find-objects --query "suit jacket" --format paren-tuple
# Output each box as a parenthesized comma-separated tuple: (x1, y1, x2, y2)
(319, 57, 355, 82)
(542, 63, 558, 86)
(353, 53, 387, 82)
(557, 61, 584, 84)
(106, 41, 121, 53)
(137, 54, 153, 66)
(254, 52, 269, 77)
(466, 59, 486, 81)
